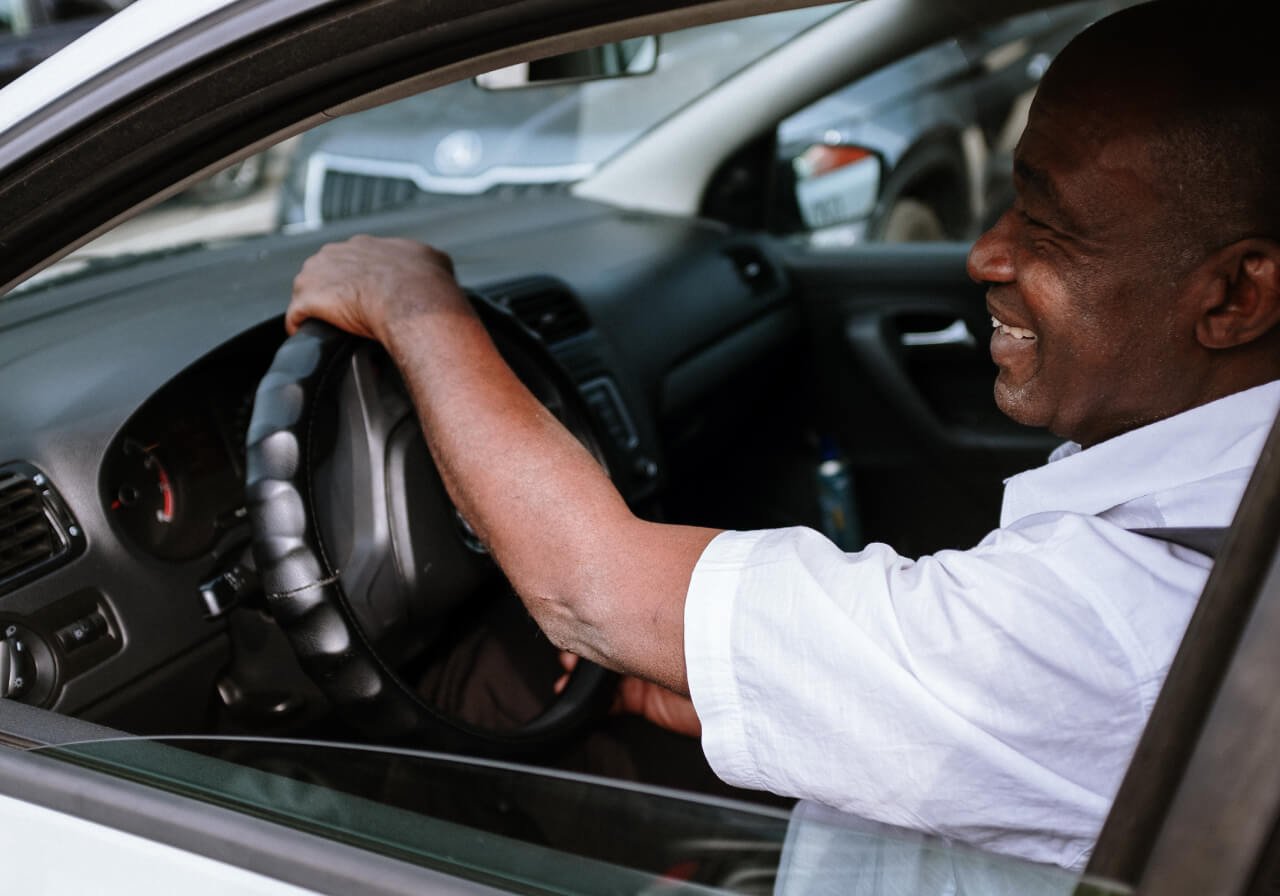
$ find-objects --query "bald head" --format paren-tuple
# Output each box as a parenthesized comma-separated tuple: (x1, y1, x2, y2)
(1042, 1, 1280, 266)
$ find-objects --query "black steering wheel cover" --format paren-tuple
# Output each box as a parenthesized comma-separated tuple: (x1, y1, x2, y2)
(245, 305, 615, 755)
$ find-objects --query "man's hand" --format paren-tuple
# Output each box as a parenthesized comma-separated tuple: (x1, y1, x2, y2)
(286, 235, 471, 343)
(557, 653, 702, 738)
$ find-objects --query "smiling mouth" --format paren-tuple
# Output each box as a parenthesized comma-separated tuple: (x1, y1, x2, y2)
(991, 315, 1037, 340)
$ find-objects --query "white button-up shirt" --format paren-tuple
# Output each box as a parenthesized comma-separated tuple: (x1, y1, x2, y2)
(685, 381, 1280, 869)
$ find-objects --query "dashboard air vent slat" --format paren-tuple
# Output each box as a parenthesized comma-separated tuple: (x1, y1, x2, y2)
(0, 473, 56, 581)
(497, 284, 591, 345)
(0, 476, 42, 515)
(0, 464, 84, 595)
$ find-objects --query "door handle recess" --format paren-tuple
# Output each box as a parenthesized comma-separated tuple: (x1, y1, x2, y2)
(900, 318, 975, 348)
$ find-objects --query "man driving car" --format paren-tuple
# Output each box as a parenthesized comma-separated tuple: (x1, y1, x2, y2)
(284, 0, 1280, 870)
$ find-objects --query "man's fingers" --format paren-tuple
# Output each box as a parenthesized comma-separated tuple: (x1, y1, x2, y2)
(554, 652, 698, 735)
(286, 235, 469, 343)
(553, 652, 578, 696)
(617, 676, 702, 737)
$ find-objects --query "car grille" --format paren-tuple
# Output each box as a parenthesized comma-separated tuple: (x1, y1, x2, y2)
(316, 170, 573, 223)
(320, 172, 421, 222)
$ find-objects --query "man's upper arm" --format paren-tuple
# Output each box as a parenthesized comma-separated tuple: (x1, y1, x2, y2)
(682, 519, 1200, 867)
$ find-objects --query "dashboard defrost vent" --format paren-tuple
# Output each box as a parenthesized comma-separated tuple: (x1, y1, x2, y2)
(0, 463, 83, 595)
(488, 279, 591, 345)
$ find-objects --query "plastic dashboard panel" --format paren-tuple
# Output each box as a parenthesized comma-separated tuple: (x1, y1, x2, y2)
(0, 193, 794, 725)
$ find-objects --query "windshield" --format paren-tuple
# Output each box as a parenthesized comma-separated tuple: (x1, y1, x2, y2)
(14, 5, 845, 294)
(31, 736, 1122, 895)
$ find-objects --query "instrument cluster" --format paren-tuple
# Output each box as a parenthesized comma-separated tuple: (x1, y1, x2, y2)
(99, 322, 283, 562)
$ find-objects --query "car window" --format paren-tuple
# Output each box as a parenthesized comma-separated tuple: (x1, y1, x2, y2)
(774, 0, 1123, 247)
(11, 1, 1132, 296)
(29, 736, 1121, 895)
(17, 4, 849, 293)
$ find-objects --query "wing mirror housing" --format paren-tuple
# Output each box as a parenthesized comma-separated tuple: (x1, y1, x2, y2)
(790, 142, 883, 231)
(476, 37, 658, 89)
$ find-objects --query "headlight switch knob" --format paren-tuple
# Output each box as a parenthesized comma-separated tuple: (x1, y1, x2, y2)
(0, 624, 32, 699)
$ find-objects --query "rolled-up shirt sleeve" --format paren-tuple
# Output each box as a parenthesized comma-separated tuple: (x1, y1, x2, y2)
(684, 521, 1202, 869)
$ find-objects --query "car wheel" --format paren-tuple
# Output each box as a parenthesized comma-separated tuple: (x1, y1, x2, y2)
(879, 197, 947, 242)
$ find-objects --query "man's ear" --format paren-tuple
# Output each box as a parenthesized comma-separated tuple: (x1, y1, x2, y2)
(1196, 239, 1280, 350)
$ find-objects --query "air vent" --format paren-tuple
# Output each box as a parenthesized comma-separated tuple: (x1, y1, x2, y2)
(489, 279, 592, 345)
(0, 463, 83, 595)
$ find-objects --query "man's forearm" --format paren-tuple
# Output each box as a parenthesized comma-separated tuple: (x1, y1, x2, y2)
(380, 300, 719, 695)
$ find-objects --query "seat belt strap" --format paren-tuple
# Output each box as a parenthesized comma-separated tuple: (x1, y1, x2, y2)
(1127, 526, 1228, 559)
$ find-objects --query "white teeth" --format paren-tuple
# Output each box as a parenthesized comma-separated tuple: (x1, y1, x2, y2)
(991, 316, 1036, 340)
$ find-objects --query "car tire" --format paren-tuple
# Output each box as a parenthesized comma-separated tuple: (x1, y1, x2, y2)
(879, 197, 947, 242)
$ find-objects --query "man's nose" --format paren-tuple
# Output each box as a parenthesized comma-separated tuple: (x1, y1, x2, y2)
(967, 209, 1016, 285)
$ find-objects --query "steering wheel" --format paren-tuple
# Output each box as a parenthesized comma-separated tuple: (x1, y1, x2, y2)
(244, 297, 616, 755)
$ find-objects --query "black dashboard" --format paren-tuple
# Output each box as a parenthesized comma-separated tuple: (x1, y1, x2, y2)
(0, 194, 795, 729)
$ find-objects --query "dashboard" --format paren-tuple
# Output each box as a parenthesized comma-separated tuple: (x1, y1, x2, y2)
(0, 194, 794, 729)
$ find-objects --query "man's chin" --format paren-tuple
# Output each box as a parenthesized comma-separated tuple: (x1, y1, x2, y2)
(994, 381, 1053, 431)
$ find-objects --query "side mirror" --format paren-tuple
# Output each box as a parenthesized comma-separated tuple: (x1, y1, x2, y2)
(476, 37, 658, 89)
(790, 143, 883, 231)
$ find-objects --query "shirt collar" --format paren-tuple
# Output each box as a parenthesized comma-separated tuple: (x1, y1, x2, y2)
(1000, 380, 1280, 526)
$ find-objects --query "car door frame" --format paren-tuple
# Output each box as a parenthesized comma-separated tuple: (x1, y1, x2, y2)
(1, 0, 1279, 891)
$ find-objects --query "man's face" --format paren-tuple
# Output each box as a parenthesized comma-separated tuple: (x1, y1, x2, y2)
(966, 73, 1204, 447)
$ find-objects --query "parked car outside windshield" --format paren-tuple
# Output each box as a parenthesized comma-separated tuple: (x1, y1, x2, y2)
(275, 6, 847, 229)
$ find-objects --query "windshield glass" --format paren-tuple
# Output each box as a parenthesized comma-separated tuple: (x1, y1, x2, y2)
(14, 5, 845, 294)
(33, 736, 1121, 895)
